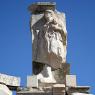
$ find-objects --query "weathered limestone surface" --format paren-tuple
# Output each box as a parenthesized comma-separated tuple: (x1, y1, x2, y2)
(17, 2, 93, 95)
(31, 10, 67, 69)
(0, 73, 20, 86)
(0, 84, 12, 95)
(17, 85, 92, 95)
(71, 93, 93, 95)
(66, 75, 77, 87)
(27, 75, 38, 88)
(67, 86, 90, 94)
(17, 93, 65, 95)
(28, 2, 56, 14)
(29, 2, 67, 84)
(52, 63, 70, 84)
(17, 84, 65, 95)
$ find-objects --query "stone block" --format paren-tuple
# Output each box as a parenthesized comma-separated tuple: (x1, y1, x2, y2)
(71, 93, 93, 95)
(0, 73, 20, 86)
(17, 83, 66, 95)
(52, 63, 70, 84)
(66, 75, 77, 87)
(17, 90, 65, 95)
(53, 92, 65, 95)
(17, 91, 52, 95)
(27, 75, 38, 88)
(28, 2, 56, 14)
(0, 84, 12, 95)
(53, 84, 65, 92)
(67, 86, 90, 94)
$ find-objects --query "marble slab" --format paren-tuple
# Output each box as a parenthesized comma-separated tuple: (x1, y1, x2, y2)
(0, 73, 20, 86)
(0, 84, 12, 95)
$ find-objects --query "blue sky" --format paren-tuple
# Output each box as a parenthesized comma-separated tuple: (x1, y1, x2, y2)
(0, 0, 95, 94)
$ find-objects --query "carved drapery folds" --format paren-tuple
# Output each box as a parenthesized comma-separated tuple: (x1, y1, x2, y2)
(31, 9, 67, 69)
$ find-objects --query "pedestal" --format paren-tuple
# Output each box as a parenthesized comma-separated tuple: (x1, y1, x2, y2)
(17, 84, 65, 95)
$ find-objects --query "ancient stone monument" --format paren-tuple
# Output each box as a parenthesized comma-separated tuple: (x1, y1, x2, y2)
(0, 2, 93, 95)
(16, 2, 93, 95)
(31, 3, 67, 84)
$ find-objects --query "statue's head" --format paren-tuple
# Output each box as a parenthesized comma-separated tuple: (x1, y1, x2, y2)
(44, 10, 54, 22)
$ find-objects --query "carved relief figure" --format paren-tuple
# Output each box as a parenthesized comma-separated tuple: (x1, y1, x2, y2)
(32, 9, 67, 83)
(33, 10, 67, 69)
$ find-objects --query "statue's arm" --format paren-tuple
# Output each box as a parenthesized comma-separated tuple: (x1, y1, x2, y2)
(51, 23, 62, 31)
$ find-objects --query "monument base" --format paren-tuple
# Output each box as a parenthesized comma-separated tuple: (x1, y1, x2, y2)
(17, 74, 93, 95)
(17, 85, 93, 95)
(17, 84, 65, 95)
